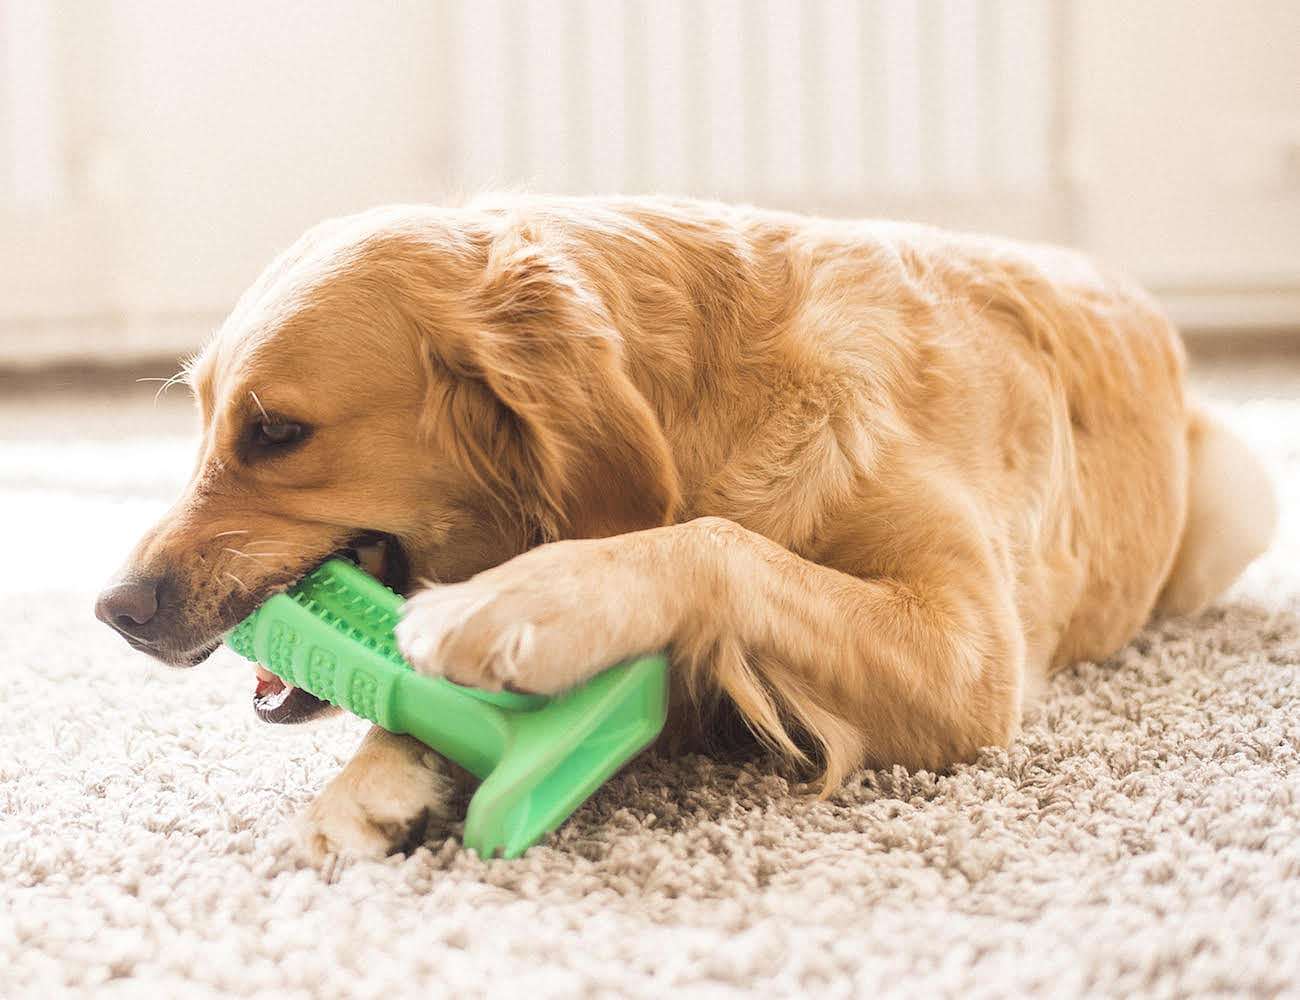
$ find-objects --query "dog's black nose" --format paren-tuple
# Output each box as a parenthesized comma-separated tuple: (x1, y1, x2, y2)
(95, 578, 161, 632)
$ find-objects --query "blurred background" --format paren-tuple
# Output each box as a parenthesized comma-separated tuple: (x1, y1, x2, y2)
(1, 0, 1298, 372)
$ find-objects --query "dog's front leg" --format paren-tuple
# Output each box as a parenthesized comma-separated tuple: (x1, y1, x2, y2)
(396, 516, 1024, 783)
(298, 726, 460, 863)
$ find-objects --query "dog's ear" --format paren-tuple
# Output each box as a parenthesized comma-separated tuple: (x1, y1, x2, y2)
(432, 226, 680, 540)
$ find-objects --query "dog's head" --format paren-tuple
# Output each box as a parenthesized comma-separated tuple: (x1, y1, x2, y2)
(96, 204, 678, 719)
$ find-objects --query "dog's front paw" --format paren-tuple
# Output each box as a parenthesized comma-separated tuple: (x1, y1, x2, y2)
(396, 581, 536, 692)
(297, 733, 454, 866)
(395, 537, 669, 696)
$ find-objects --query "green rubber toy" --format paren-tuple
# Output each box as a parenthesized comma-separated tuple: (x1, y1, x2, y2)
(225, 558, 669, 858)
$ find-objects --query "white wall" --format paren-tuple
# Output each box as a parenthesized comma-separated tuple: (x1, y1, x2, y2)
(1, 0, 1297, 365)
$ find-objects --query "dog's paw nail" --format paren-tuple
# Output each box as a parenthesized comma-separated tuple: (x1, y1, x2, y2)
(398, 631, 435, 670)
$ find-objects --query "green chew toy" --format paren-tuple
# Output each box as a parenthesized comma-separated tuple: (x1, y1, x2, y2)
(225, 558, 669, 858)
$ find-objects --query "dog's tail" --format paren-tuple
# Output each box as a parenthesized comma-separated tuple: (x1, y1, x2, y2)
(1157, 402, 1276, 616)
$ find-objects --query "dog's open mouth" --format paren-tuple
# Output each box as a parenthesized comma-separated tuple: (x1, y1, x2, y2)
(253, 531, 409, 724)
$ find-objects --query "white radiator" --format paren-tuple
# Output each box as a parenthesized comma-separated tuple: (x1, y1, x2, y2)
(445, 0, 1066, 233)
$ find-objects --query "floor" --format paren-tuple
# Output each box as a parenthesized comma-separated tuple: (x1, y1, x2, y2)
(2, 348, 1298, 997)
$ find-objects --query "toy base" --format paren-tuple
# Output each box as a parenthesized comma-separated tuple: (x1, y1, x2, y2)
(460, 654, 668, 859)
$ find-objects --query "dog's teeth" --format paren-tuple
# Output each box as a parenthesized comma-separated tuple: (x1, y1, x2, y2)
(255, 680, 295, 711)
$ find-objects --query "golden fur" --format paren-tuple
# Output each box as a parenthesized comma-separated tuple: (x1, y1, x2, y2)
(102, 196, 1275, 860)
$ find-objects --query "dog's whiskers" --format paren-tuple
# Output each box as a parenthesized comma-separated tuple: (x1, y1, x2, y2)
(211, 529, 251, 540)
(221, 547, 292, 567)
(243, 539, 317, 552)
(222, 571, 252, 594)
(137, 370, 190, 405)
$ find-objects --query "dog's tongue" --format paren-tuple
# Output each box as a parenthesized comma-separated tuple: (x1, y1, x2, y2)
(252, 665, 331, 723)
(253, 663, 284, 700)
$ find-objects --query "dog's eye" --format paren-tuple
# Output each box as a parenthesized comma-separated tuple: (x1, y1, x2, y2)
(254, 421, 303, 447)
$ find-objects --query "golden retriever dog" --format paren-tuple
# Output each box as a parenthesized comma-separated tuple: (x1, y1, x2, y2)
(96, 196, 1276, 861)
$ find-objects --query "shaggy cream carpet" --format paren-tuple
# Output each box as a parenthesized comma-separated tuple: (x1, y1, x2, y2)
(2, 377, 1298, 998)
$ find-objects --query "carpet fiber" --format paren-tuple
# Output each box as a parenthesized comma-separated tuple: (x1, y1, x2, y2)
(3, 386, 1298, 998)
